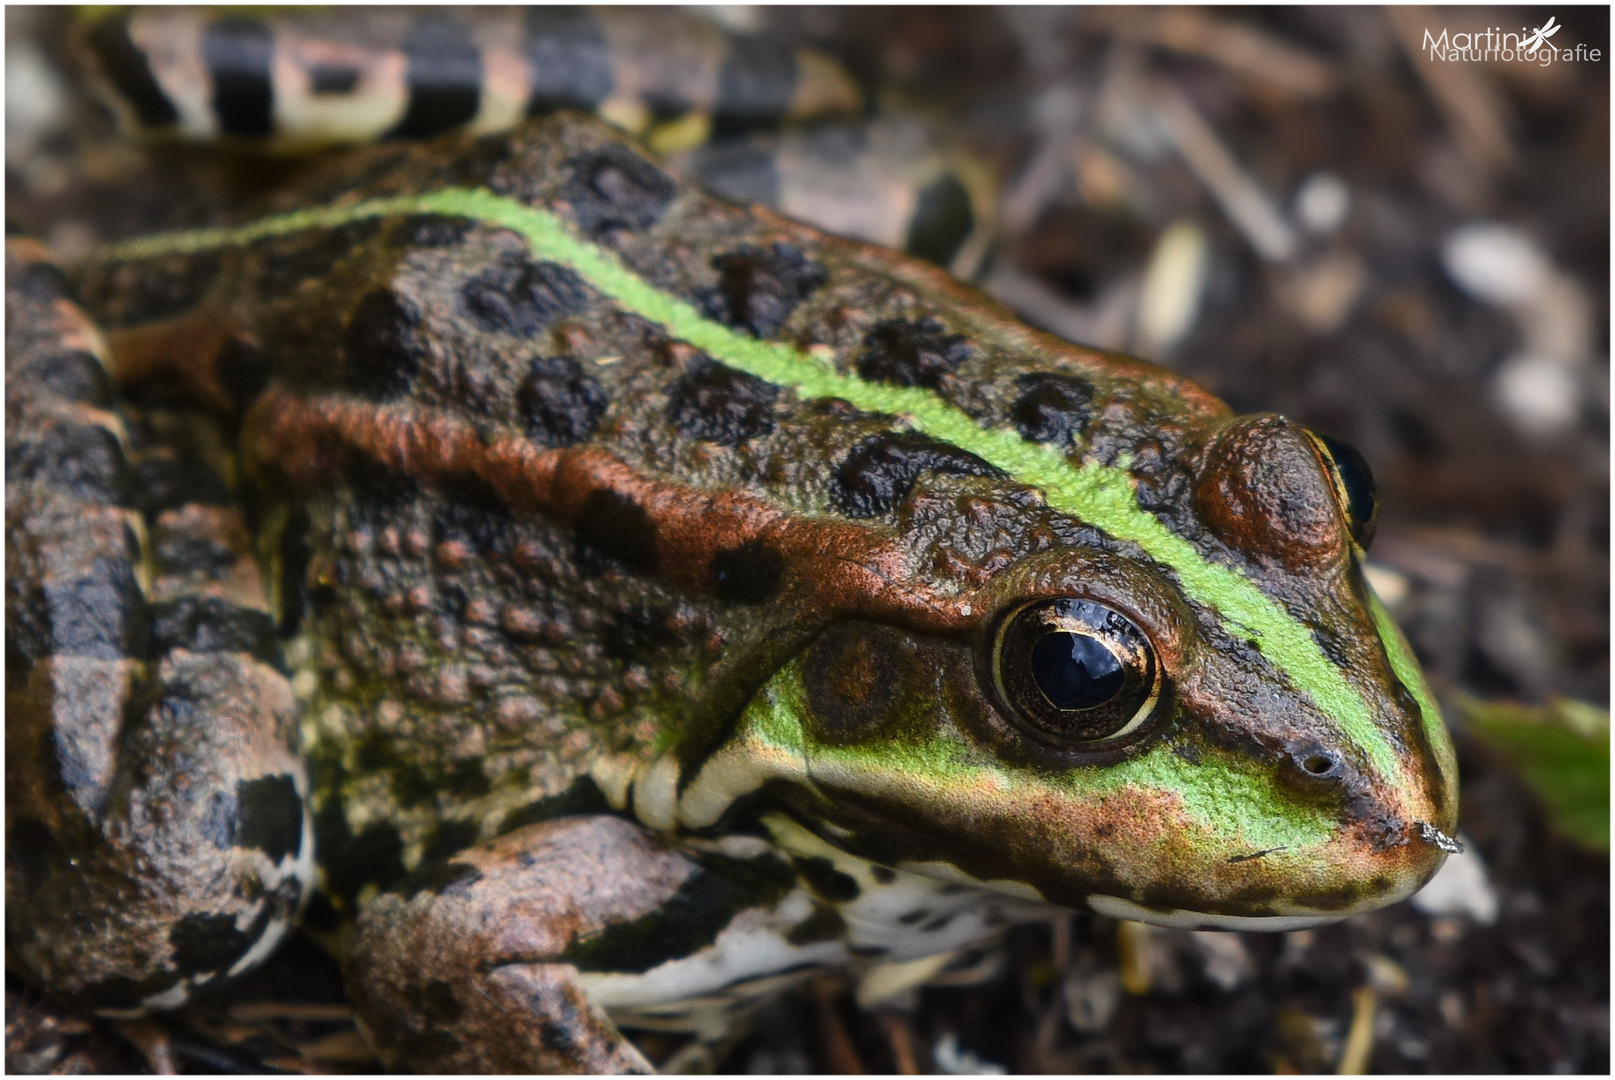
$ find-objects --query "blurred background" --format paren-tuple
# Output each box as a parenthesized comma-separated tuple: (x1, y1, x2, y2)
(7, 5, 1608, 1073)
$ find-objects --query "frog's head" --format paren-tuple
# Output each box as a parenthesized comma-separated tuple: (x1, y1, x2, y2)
(678, 413, 1458, 930)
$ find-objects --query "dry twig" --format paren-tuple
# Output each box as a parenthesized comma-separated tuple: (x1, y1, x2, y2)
(1093, 7, 1340, 98)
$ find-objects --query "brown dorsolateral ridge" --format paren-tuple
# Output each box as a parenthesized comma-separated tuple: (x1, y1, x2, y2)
(244, 387, 973, 635)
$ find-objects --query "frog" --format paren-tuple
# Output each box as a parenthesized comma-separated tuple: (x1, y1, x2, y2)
(7, 10, 1459, 1075)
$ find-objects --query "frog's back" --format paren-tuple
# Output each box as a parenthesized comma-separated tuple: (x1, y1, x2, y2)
(75, 117, 1224, 915)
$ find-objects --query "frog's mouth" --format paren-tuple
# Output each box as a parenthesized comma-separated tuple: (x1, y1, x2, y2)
(1087, 819, 1461, 930)
(1087, 893, 1381, 933)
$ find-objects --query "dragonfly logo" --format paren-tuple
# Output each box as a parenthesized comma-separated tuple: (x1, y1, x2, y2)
(1521, 16, 1560, 56)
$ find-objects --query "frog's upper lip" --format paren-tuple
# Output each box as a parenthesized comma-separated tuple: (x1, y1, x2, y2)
(1087, 894, 1358, 932)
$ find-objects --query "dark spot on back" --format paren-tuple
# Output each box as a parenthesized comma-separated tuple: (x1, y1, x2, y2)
(856, 317, 972, 390)
(234, 775, 304, 862)
(831, 431, 1001, 518)
(897, 908, 930, 925)
(560, 144, 676, 238)
(920, 912, 955, 933)
(1312, 621, 1356, 670)
(344, 288, 425, 400)
(698, 242, 826, 338)
(432, 490, 515, 554)
(346, 454, 422, 513)
(575, 489, 657, 573)
(380, 757, 438, 811)
(517, 355, 608, 447)
(870, 865, 896, 884)
(436, 470, 511, 523)
(793, 856, 861, 902)
(132, 456, 230, 514)
(710, 539, 784, 604)
(151, 596, 281, 667)
(533, 1018, 576, 1057)
(22, 350, 110, 406)
(214, 336, 273, 411)
(460, 257, 590, 337)
(1013, 372, 1095, 447)
(666, 356, 779, 445)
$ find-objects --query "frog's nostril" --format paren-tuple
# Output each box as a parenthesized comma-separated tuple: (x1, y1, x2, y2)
(1301, 753, 1336, 776)
(1288, 743, 1345, 781)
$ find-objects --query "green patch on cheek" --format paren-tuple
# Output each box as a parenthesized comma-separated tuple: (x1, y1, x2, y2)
(1088, 744, 1338, 854)
(749, 664, 1335, 859)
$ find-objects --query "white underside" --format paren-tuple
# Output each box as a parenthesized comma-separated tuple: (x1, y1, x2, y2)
(580, 820, 1052, 1037)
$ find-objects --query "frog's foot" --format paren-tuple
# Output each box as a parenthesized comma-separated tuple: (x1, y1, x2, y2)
(5, 239, 314, 1016)
(349, 812, 858, 1073)
(344, 815, 700, 1073)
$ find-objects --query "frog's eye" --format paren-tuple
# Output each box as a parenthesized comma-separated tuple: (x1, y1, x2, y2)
(1304, 430, 1379, 549)
(991, 598, 1162, 745)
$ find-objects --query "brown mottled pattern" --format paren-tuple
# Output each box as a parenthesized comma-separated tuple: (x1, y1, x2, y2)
(6, 239, 310, 1013)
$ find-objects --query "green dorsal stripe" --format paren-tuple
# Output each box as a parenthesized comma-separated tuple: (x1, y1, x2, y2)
(99, 186, 1410, 785)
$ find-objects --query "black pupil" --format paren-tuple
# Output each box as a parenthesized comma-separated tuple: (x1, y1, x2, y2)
(1030, 631, 1124, 710)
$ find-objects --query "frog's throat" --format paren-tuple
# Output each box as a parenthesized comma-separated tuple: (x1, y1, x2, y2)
(98, 187, 1435, 793)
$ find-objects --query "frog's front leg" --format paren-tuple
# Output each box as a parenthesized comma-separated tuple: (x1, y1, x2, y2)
(345, 814, 839, 1073)
(5, 238, 313, 1014)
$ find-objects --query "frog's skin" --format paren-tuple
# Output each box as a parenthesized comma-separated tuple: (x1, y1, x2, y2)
(6, 114, 1458, 1071)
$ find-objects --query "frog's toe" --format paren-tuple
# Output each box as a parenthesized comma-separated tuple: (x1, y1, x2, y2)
(344, 815, 680, 1072)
